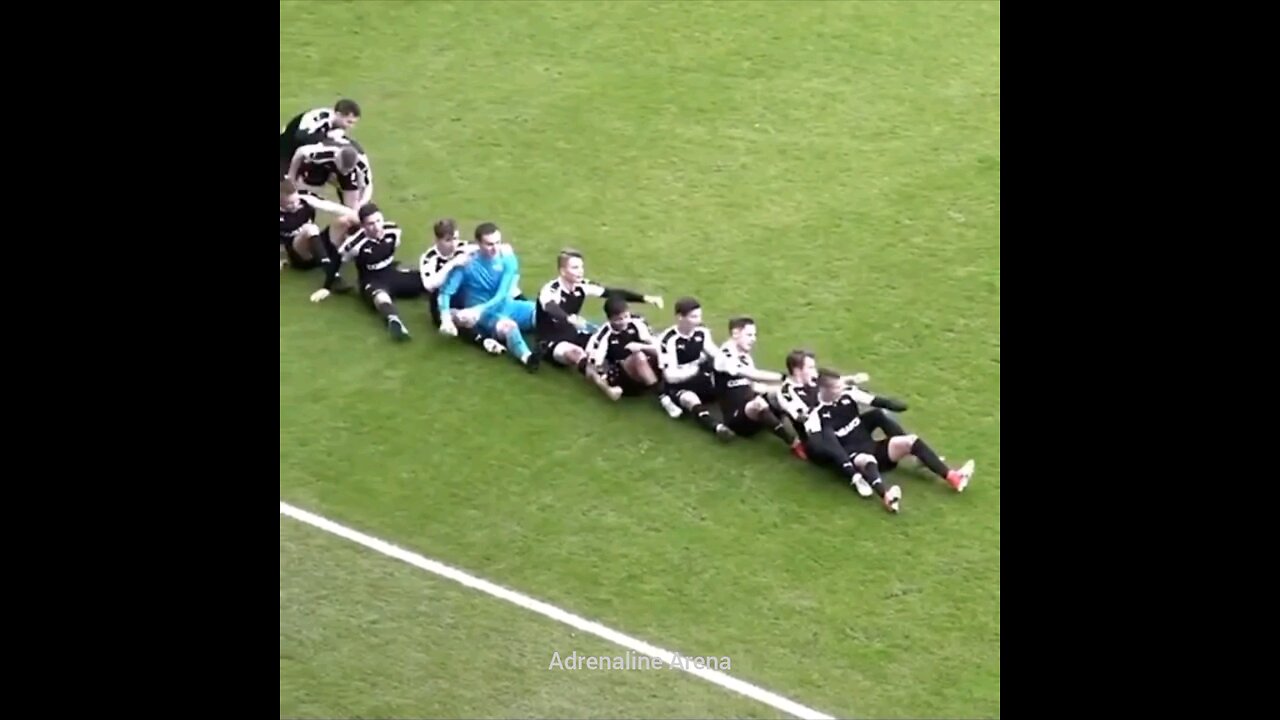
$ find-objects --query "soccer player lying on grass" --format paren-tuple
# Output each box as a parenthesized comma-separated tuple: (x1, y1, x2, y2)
(419, 218, 505, 356)
(805, 369, 975, 513)
(655, 297, 731, 436)
(280, 99, 361, 177)
(582, 296, 661, 401)
(332, 203, 426, 340)
(279, 179, 354, 298)
(536, 248, 664, 372)
(711, 317, 808, 459)
(437, 222, 540, 372)
(285, 136, 374, 209)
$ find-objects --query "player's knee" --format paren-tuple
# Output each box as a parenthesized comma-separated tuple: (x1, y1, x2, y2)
(853, 453, 876, 468)
(495, 318, 516, 336)
(372, 290, 392, 307)
(895, 434, 918, 449)
(298, 222, 320, 240)
(677, 391, 701, 409)
(747, 396, 769, 414)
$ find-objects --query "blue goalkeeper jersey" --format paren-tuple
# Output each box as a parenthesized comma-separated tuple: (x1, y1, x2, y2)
(437, 248, 521, 316)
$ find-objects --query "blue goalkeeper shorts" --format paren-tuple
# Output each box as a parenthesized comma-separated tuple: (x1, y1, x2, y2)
(477, 299, 536, 335)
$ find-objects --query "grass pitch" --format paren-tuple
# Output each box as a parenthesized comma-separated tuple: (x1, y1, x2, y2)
(280, 1, 999, 717)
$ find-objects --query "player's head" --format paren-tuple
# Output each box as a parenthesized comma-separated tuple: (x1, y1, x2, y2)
(816, 368, 844, 403)
(785, 349, 817, 383)
(558, 249, 585, 283)
(728, 316, 757, 352)
(674, 297, 702, 332)
(279, 179, 301, 210)
(604, 296, 631, 330)
(333, 99, 362, 130)
(433, 218, 459, 254)
(358, 203, 384, 237)
(336, 146, 359, 174)
(475, 222, 502, 258)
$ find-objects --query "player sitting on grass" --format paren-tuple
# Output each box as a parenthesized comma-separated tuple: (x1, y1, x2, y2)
(419, 218, 504, 356)
(583, 296, 661, 401)
(536, 248, 663, 372)
(437, 222, 540, 372)
(711, 317, 807, 459)
(655, 298, 731, 437)
(805, 369, 975, 513)
(279, 179, 354, 298)
(334, 204, 426, 340)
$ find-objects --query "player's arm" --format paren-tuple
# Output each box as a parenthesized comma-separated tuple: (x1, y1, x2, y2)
(286, 143, 322, 182)
(356, 159, 374, 207)
(538, 282, 574, 323)
(436, 264, 466, 321)
(584, 282, 664, 310)
(625, 319, 659, 355)
(583, 324, 612, 371)
(713, 349, 784, 385)
(422, 248, 475, 292)
(844, 387, 908, 412)
(772, 383, 811, 421)
(298, 194, 357, 221)
(470, 252, 521, 315)
(841, 372, 871, 386)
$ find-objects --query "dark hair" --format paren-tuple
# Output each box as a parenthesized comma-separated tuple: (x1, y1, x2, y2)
(279, 178, 297, 195)
(433, 218, 457, 241)
(785, 349, 815, 373)
(816, 367, 843, 384)
(474, 222, 499, 241)
(674, 297, 701, 317)
(604, 295, 629, 319)
(557, 248, 583, 269)
(338, 146, 359, 168)
(334, 99, 361, 116)
(728, 316, 755, 332)
(357, 203, 380, 221)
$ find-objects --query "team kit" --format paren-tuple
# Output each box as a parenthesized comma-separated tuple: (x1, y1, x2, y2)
(279, 100, 976, 514)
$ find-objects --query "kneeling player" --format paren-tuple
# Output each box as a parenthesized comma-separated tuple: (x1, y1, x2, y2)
(656, 297, 731, 435)
(806, 369, 975, 513)
(711, 318, 807, 458)
(279, 179, 353, 297)
(536, 248, 663, 371)
(419, 219, 504, 355)
(583, 297, 661, 401)
(338, 203, 423, 340)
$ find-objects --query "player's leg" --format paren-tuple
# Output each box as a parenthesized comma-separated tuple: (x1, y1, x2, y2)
(620, 351, 659, 393)
(363, 278, 410, 341)
(741, 395, 805, 457)
(884, 433, 975, 492)
(851, 450, 902, 513)
(585, 362, 623, 401)
(483, 314, 539, 371)
(546, 336, 589, 372)
(670, 377, 731, 439)
(862, 407, 908, 437)
(435, 294, 504, 355)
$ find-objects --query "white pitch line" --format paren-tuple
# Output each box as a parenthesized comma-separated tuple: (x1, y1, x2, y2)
(281, 500, 836, 720)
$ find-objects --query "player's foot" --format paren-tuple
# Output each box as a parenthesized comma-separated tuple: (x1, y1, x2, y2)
(388, 317, 410, 341)
(482, 338, 505, 355)
(522, 351, 541, 373)
(658, 395, 683, 418)
(790, 440, 808, 461)
(330, 278, 353, 295)
(715, 424, 736, 441)
(883, 485, 902, 513)
(946, 460, 975, 492)
(606, 386, 624, 401)
(851, 474, 873, 498)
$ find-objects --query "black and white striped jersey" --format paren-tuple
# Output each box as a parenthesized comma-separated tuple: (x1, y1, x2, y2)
(775, 378, 819, 422)
(294, 137, 372, 193)
(585, 318, 654, 368)
(279, 202, 316, 244)
(656, 325, 715, 384)
(339, 222, 404, 276)
(536, 277, 607, 335)
(712, 341, 759, 409)
(293, 108, 336, 140)
(420, 241, 474, 291)
(803, 388, 878, 449)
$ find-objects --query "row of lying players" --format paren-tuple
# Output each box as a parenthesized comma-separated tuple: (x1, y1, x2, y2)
(278, 185, 976, 514)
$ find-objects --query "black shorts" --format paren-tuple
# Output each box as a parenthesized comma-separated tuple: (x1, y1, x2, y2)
(427, 290, 468, 328)
(722, 400, 764, 437)
(605, 361, 652, 396)
(665, 371, 716, 404)
(539, 330, 591, 365)
(843, 438, 898, 472)
(361, 269, 424, 305)
(281, 236, 320, 270)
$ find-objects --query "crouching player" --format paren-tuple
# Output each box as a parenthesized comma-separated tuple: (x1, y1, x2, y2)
(582, 297, 661, 401)
(279, 179, 353, 298)
(805, 369, 975, 513)
(536, 248, 664, 371)
(419, 219, 504, 355)
(711, 318, 807, 458)
(437, 222, 540, 371)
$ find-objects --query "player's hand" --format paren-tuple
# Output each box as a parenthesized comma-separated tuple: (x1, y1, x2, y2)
(455, 308, 481, 327)
(568, 314, 588, 330)
(439, 320, 458, 337)
(299, 222, 320, 238)
(309, 288, 330, 303)
(453, 252, 473, 268)
(645, 295, 664, 309)
(848, 372, 870, 385)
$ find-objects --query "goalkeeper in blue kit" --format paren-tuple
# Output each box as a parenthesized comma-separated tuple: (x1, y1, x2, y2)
(437, 222, 540, 372)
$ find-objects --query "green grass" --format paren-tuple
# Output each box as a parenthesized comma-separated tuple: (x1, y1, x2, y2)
(279, 1, 999, 718)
